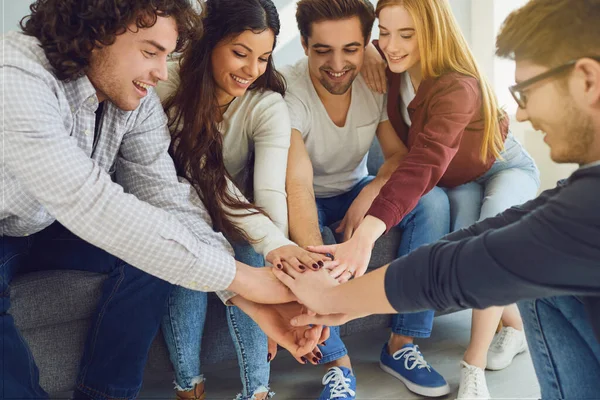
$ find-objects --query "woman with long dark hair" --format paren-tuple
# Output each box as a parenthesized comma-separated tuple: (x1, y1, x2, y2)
(156, 0, 328, 399)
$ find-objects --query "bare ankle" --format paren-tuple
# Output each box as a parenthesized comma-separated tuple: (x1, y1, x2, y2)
(387, 333, 414, 354)
(325, 355, 352, 372)
(176, 382, 205, 400)
(463, 351, 486, 370)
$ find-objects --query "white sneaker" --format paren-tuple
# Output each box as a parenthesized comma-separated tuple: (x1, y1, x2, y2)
(457, 361, 490, 400)
(486, 326, 527, 371)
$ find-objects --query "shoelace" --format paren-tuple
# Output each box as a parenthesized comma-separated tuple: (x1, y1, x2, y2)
(322, 367, 356, 399)
(460, 361, 486, 396)
(492, 328, 515, 351)
(392, 345, 431, 372)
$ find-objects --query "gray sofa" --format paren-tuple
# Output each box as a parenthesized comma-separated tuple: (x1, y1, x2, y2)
(10, 140, 407, 394)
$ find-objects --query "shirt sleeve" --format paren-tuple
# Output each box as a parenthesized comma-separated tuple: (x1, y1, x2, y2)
(3, 65, 237, 302)
(224, 178, 294, 258)
(115, 92, 239, 302)
(284, 91, 311, 138)
(250, 92, 292, 236)
(367, 78, 480, 231)
(380, 93, 389, 123)
(383, 174, 600, 314)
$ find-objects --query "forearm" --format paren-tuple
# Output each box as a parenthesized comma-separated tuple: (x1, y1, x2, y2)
(287, 184, 324, 247)
(371, 151, 406, 191)
(351, 215, 387, 247)
(325, 265, 396, 316)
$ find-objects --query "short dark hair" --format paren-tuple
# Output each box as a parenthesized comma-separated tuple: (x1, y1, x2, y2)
(296, 0, 375, 45)
(20, 0, 202, 81)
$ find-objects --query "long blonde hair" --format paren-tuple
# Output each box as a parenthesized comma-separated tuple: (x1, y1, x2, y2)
(376, 0, 504, 161)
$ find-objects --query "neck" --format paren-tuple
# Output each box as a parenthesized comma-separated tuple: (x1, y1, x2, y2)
(407, 62, 423, 92)
(215, 88, 236, 119)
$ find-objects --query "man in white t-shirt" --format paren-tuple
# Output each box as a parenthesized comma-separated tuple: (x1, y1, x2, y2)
(282, 0, 452, 398)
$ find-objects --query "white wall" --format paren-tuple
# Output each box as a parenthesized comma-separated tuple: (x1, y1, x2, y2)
(1, 0, 33, 34)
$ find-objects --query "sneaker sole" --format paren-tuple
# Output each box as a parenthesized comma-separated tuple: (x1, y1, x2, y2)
(379, 361, 451, 397)
(486, 341, 528, 371)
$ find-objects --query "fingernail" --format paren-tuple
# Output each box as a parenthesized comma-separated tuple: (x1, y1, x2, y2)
(276, 264, 283, 269)
(267, 353, 272, 362)
(312, 263, 319, 270)
(301, 357, 308, 364)
(316, 352, 323, 359)
(318, 260, 324, 267)
(312, 357, 318, 363)
(291, 318, 298, 326)
(299, 265, 306, 270)
(320, 340, 327, 346)
(325, 253, 334, 261)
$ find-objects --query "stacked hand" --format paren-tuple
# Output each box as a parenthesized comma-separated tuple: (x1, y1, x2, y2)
(307, 237, 373, 284)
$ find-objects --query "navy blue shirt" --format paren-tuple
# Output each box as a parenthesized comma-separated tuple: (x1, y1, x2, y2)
(385, 164, 600, 342)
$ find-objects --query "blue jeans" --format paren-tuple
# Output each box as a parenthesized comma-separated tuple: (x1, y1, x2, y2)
(518, 296, 600, 399)
(315, 177, 450, 362)
(1, 223, 173, 400)
(445, 133, 540, 231)
(162, 243, 271, 400)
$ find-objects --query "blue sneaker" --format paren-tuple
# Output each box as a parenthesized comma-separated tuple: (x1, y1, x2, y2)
(379, 343, 450, 397)
(318, 366, 356, 399)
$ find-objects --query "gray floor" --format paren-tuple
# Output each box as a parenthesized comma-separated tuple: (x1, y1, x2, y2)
(139, 311, 540, 400)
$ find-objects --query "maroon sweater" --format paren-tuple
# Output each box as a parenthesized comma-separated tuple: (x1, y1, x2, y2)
(367, 66, 508, 232)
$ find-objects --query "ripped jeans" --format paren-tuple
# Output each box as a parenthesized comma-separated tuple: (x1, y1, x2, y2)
(161, 243, 273, 400)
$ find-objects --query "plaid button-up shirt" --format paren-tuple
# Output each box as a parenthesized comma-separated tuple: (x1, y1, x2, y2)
(1, 32, 237, 302)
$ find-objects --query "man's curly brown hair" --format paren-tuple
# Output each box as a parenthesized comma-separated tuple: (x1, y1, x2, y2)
(20, 0, 202, 81)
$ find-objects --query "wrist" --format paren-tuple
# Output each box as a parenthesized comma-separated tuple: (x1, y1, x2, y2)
(228, 262, 252, 296)
(354, 216, 386, 245)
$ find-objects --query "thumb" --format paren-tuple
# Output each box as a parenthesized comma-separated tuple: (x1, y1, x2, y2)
(306, 244, 337, 255)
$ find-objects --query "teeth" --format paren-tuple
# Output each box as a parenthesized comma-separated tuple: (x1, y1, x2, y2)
(328, 71, 347, 78)
(390, 55, 406, 61)
(232, 74, 250, 84)
(134, 80, 151, 90)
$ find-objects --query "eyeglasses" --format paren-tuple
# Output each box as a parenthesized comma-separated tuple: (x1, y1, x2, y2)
(509, 56, 600, 109)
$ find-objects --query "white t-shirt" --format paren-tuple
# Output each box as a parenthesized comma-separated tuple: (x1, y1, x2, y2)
(282, 58, 388, 198)
(156, 61, 293, 255)
(399, 71, 416, 127)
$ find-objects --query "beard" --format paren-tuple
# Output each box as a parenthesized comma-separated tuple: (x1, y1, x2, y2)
(87, 47, 138, 111)
(318, 67, 358, 95)
(551, 96, 595, 164)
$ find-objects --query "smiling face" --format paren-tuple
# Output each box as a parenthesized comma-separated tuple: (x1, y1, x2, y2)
(514, 59, 598, 165)
(302, 17, 366, 96)
(377, 5, 421, 76)
(86, 15, 178, 111)
(211, 29, 275, 103)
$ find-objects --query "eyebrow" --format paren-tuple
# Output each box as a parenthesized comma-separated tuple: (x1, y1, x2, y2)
(312, 42, 362, 49)
(378, 25, 415, 32)
(232, 42, 273, 55)
(140, 39, 168, 53)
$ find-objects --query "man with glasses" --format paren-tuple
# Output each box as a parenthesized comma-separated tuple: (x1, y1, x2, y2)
(278, 0, 600, 398)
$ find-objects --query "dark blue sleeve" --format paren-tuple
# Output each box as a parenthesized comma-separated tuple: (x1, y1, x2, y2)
(384, 173, 600, 313)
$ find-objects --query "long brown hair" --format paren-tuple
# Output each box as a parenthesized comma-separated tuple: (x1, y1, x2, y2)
(376, 0, 505, 161)
(164, 0, 285, 243)
(20, 0, 200, 81)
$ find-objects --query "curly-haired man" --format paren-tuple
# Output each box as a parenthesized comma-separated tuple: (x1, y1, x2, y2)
(1, 1, 325, 398)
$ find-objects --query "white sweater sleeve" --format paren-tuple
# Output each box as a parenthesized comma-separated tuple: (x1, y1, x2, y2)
(249, 92, 292, 237)
(225, 178, 294, 257)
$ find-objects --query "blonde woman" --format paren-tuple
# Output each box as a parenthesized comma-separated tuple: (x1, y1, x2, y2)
(307, 0, 540, 398)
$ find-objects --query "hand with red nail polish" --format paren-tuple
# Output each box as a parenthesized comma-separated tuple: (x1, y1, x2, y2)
(266, 244, 331, 274)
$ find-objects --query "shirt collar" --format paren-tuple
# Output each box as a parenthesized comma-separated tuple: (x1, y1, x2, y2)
(63, 74, 99, 114)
